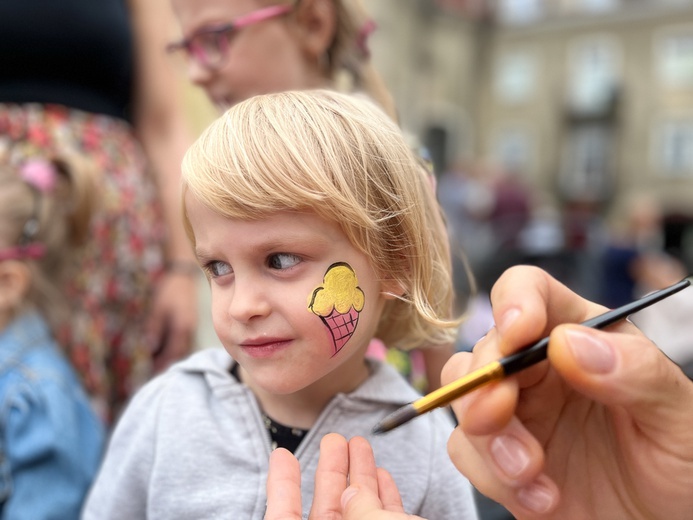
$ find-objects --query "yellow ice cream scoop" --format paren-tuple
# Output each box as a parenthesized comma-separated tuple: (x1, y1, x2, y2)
(308, 262, 365, 316)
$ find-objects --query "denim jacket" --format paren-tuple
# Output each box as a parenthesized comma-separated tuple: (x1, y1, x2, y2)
(0, 312, 104, 520)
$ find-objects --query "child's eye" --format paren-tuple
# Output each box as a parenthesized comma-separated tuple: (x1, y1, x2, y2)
(268, 253, 301, 270)
(204, 260, 233, 278)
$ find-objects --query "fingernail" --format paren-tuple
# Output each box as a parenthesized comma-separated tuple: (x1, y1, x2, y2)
(566, 328, 615, 374)
(490, 435, 530, 479)
(341, 486, 359, 510)
(498, 308, 521, 336)
(517, 479, 555, 514)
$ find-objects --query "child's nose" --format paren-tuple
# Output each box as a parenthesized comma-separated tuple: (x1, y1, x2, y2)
(227, 276, 271, 323)
(187, 58, 214, 87)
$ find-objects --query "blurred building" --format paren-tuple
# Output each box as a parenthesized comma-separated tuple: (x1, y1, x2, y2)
(369, 0, 693, 262)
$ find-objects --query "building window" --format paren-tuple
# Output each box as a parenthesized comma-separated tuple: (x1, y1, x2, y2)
(497, 0, 544, 25)
(578, 0, 619, 13)
(655, 28, 693, 89)
(559, 124, 613, 201)
(494, 50, 537, 104)
(567, 35, 621, 114)
(654, 120, 693, 175)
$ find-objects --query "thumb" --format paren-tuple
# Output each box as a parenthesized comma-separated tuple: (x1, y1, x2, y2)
(340, 486, 423, 520)
(549, 324, 693, 434)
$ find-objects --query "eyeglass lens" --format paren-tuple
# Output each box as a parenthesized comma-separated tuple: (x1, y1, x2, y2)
(189, 29, 231, 68)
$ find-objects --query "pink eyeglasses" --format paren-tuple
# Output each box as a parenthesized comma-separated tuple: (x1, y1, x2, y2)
(167, 3, 294, 70)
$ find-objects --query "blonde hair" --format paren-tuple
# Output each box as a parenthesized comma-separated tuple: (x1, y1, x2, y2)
(328, 0, 398, 120)
(0, 152, 97, 333)
(182, 89, 459, 350)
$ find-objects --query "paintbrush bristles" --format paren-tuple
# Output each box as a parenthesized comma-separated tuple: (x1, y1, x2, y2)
(372, 404, 418, 434)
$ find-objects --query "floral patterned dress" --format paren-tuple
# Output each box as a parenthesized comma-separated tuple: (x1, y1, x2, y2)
(0, 103, 166, 422)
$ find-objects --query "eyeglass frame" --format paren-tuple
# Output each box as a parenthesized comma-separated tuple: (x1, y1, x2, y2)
(166, 3, 295, 70)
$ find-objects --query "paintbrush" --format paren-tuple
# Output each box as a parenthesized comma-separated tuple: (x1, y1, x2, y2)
(372, 275, 693, 435)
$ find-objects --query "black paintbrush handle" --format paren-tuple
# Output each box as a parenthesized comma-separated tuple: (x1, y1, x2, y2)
(500, 277, 692, 377)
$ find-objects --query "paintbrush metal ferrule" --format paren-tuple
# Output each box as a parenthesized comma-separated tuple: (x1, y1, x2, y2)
(372, 361, 504, 434)
(413, 360, 504, 414)
(372, 275, 693, 435)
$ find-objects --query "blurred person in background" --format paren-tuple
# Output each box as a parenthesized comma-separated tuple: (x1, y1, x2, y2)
(0, 154, 104, 519)
(0, 0, 199, 423)
(596, 192, 693, 377)
(168, 0, 453, 392)
(437, 159, 495, 301)
(439, 161, 533, 299)
(628, 251, 693, 378)
(168, 0, 397, 118)
(599, 192, 673, 308)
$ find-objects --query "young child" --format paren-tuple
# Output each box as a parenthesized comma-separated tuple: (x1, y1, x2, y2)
(82, 90, 479, 519)
(0, 155, 104, 518)
(169, 0, 453, 392)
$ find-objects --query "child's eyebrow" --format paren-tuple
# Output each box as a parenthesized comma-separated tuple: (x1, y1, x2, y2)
(262, 232, 331, 248)
(193, 248, 215, 264)
(192, 227, 336, 262)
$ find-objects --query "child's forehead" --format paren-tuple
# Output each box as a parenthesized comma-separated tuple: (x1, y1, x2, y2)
(187, 198, 337, 235)
(189, 207, 355, 259)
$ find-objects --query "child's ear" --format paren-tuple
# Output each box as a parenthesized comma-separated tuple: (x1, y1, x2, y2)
(380, 278, 405, 301)
(0, 261, 31, 313)
(293, 0, 337, 61)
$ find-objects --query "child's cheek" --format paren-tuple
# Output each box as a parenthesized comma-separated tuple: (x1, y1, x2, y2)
(307, 262, 365, 356)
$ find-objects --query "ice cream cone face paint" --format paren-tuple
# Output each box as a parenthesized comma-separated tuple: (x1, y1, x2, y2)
(308, 262, 365, 356)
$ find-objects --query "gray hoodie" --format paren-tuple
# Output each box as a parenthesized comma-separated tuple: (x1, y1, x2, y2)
(82, 348, 478, 519)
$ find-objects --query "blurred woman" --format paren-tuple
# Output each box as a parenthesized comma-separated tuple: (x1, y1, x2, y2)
(0, 0, 199, 422)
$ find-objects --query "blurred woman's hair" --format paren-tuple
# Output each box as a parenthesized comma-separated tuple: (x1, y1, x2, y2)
(328, 0, 398, 120)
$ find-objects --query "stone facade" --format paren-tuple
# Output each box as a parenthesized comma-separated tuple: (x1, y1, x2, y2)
(369, 0, 693, 220)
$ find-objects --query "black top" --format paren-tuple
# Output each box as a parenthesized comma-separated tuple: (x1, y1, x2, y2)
(0, 0, 135, 122)
(230, 363, 308, 453)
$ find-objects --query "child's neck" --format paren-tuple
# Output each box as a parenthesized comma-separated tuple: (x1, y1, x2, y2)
(238, 357, 370, 430)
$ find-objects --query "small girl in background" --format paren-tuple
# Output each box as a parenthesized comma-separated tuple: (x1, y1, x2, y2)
(0, 154, 104, 519)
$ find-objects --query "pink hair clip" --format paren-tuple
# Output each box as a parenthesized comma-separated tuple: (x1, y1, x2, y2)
(20, 159, 57, 192)
(356, 19, 377, 58)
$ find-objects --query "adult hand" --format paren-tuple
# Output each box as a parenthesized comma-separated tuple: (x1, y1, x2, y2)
(147, 271, 198, 372)
(446, 265, 693, 519)
(265, 434, 421, 520)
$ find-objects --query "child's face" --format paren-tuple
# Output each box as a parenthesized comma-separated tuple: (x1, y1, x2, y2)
(186, 194, 390, 396)
(170, 0, 324, 112)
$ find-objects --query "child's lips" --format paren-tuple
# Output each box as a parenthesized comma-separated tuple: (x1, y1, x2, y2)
(239, 338, 292, 358)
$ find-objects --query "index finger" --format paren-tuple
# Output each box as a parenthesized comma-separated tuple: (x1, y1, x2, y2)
(490, 266, 603, 355)
(309, 433, 349, 518)
(347, 436, 379, 494)
(265, 448, 303, 520)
